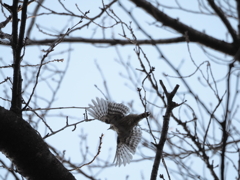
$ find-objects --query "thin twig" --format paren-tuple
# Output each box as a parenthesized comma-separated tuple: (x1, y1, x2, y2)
(68, 134, 104, 171)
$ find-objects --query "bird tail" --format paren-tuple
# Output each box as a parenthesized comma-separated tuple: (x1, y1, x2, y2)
(134, 112, 150, 124)
(139, 112, 150, 119)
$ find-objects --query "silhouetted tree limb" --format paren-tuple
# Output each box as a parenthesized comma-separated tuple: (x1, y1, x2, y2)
(10, 0, 25, 116)
(0, 37, 187, 46)
(0, 106, 76, 180)
(150, 80, 180, 180)
(207, 0, 237, 42)
(129, 0, 238, 56)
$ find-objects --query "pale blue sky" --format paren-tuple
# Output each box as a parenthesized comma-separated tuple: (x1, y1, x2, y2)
(0, 0, 238, 179)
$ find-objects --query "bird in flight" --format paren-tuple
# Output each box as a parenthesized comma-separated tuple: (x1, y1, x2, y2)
(88, 97, 149, 166)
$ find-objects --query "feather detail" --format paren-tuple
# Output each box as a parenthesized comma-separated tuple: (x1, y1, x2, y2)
(87, 97, 147, 166)
(87, 98, 129, 123)
(113, 126, 142, 166)
(108, 102, 129, 116)
(88, 98, 108, 122)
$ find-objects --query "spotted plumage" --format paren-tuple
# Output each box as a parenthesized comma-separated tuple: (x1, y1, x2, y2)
(88, 97, 149, 166)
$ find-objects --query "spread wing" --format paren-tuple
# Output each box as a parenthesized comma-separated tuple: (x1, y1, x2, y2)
(87, 97, 129, 124)
(113, 126, 142, 166)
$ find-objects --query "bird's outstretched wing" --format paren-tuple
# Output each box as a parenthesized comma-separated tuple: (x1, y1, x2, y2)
(87, 97, 129, 123)
(113, 126, 142, 166)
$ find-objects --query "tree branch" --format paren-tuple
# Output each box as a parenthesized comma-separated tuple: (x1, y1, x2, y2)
(236, 0, 240, 38)
(150, 80, 180, 180)
(0, 106, 76, 180)
(220, 64, 233, 180)
(0, 36, 187, 46)
(207, 0, 238, 43)
(10, 0, 23, 115)
(129, 0, 237, 56)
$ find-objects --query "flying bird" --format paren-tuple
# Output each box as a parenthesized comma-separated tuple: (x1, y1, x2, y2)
(87, 97, 149, 166)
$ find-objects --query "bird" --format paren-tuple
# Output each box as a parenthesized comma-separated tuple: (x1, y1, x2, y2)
(87, 97, 149, 166)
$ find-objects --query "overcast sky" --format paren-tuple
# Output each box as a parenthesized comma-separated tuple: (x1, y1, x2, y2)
(0, 0, 238, 179)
